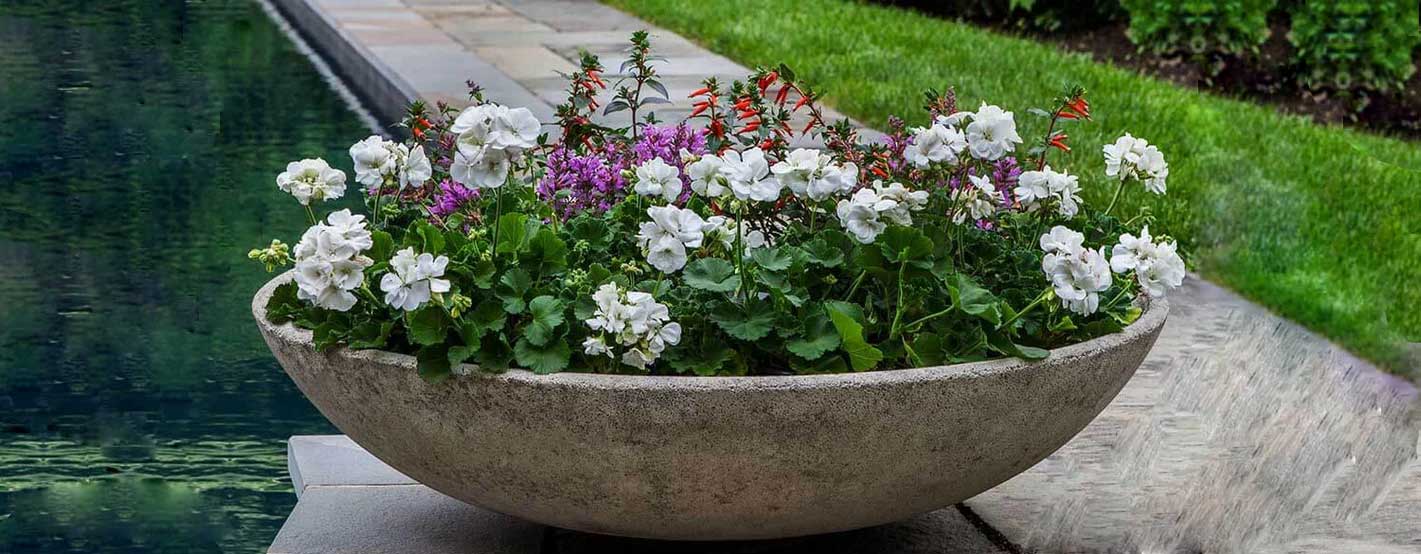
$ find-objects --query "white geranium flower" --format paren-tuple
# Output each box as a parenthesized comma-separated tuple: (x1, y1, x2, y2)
(348, 136, 396, 187)
(379, 247, 451, 312)
(400, 145, 432, 189)
(489, 106, 541, 152)
(771, 149, 857, 201)
(937, 111, 973, 127)
(951, 174, 998, 224)
(686, 154, 728, 198)
(721, 148, 782, 202)
(1039, 225, 1085, 255)
(1103, 133, 1169, 195)
(904, 123, 967, 167)
(582, 283, 680, 369)
(1016, 166, 1082, 217)
(836, 188, 893, 244)
(1110, 226, 1185, 298)
(1048, 168, 1082, 218)
(450, 147, 511, 190)
(1015, 169, 1052, 208)
(964, 103, 1022, 161)
(452, 103, 541, 158)
(872, 180, 929, 226)
(636, 205, 707, 273)
(633, 158, 684, 202)
(277, 158, 347, 206)
(291, 209, 374, 312)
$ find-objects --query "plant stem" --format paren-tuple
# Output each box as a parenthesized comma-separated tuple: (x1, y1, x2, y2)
(904, 304, 955, 331)
(304, 205, 317, 226)
(998, 288, 1052, 331)
(490, 184, 505, 255)
(1102, 180, 1126, 217)
(888, 261, 908, 339)
(844, 270, 866, 301)
(734, 203, 746, 300)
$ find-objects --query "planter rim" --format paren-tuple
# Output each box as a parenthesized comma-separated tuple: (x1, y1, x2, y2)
(254, 272, 1167, 390)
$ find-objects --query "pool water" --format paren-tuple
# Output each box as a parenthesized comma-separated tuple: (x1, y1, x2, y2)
(0, 0, 372, 551)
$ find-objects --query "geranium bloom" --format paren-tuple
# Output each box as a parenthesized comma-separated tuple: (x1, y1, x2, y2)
(451, 147, 511, 189)
(871, 180, 929, 226)
(400, 145, 432, 189)
(1110, 227, 1185, 298)
(771, 148, 858, 201)
(951, 174, 998, 224)
(1039, 226, 1112, 315)
(964, 103, 1022, 161)
(1103, 133, 1169, 194)
(292, 209, 374, 311)
(903, 123, 967, 167)
(348, 136, 397, 187)
(704, 215, 767, 253)
(277, 158, 347, 206)
(582, 283, 681, 369)
(1015, 166, 1081, 217)
(633, 158, 683, 202)
(687, 153, 729, 198)
(380, 247, 452, 312)
(836, 187, 896, 244)
(721, 148, 782, 202)
(451, 103, 540, 156)
(636, 205, 707, 273)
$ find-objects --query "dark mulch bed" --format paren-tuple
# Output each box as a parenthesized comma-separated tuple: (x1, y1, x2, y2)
(882, 3, 1421, 141)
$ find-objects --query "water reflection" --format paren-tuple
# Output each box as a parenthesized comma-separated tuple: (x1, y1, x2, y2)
(0, 0, 369, 551)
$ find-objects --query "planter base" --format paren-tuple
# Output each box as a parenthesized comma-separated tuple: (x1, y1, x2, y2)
(269, 435, 1010, 553)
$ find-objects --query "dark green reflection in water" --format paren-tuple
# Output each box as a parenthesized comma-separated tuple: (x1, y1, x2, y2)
(0, 0, 370, 551)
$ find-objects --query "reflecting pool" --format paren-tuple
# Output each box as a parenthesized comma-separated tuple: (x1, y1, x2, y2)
(0, 0, 370, 551)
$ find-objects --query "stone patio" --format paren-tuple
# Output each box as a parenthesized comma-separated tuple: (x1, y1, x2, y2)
(262, 0, 1420, 551)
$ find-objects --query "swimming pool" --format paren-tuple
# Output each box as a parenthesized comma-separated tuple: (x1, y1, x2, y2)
(0, 0, 372, 551)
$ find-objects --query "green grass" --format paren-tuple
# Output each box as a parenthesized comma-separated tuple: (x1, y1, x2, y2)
(608, 0, 1421, 373)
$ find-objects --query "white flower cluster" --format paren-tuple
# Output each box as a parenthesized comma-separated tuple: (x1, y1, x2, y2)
(277, 158, 347, 206)
(636, 205, 707, 273)
(1103, 133, 1169, 195)
(293, 209, 374, 311)
(348, 135, 432, 191)
(1109, 226, 1185, 299)
(904, 117, 967, 167)
(687, 147, 783, 202)
(448, 103, 541, 189)
(633, 158, 683, 202)
(704, 215, 767, 253)
(379, 247, 452, 312)
(960, 104, 1024, 161)
(950, 174, 999, 224)
(835, 180, 929, 244)
(1039, 226, 1112, 316)
(1016, 165, 1083, 217)
(582, 283, 682, 370)
(769, 148, 859, 201)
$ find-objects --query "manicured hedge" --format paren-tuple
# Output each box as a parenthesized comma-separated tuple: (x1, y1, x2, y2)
(1120, 0, 1276, 57)
(1290, 0, 1421, 92)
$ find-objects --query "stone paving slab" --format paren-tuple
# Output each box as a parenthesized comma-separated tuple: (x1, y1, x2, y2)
(270, 0, 876, 145)
(270, 435, 1008, 553)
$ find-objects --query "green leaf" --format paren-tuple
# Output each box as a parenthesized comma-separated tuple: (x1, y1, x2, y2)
(463, 300, 507, 339)
(369, 230, 396, 264)
(525, 228, 568, 272)
(312, 321, 344, 352)
(709, 302, 776, 341)
(684, 258, 741, 292)
(951, 274, 1002, 326)
(750, 246, 794, 271)
(406, 306, 450, 346)
(986, 330, 1049, 360)
(524, 296, 566, 346)
(514, 337, 571, 374)
(906, 332, 946, 366)
(785, 308, 841, 361)
(1048, 316, 1078, 333)
(879, 226, 933, 265)
(800, 238, 845, 268)
(496, 268, 533, 313)
(416, 345, 452, 383)
(495, 213, 532, 254)
(265, 281, 304, 323)
(585, 263, 612, 287)
(825, 301, 883, 371)
(347, 321, 394, 350)
(471, 260, 497, 289)
(477, 334, 514, 371)
(418, 221, 446, 254)
(448, 344, 479, 371)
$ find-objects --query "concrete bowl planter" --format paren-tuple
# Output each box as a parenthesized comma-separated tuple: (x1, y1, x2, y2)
(254, 273, 1168, 541)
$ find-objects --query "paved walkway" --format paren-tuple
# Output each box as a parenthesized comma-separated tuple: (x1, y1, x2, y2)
(266, 0, 1421, 551)
(272, 0, 871, 144)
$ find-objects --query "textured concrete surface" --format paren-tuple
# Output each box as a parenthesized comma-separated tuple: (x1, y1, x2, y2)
(288, 435, 414, 497)
(268, 0, 875, 145)
(966, 279, 1421, 553)
(269, 436, 1010, 553)
(254, 273, 1167, 540)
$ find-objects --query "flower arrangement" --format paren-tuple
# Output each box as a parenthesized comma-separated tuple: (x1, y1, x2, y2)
(252, 32, 1184, 381)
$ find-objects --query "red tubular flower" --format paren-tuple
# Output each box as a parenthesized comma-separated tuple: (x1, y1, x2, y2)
(1056, 109, 1079, 120)
(870, 166, 888, 178)
(689, 101, 711, 118)
(733, 98, 752, 111)
(802, 118, 817, 134)
(1066, 97, 1091, 120)
(1049, 133, 1071, 152)
(775, 85, 791, 105)
(710, 119, 725, 138)
(737, 109, 758, 120)
(758, 71, 778, 92)
(740, 120, 761, 134)
(759, 138, 774, 150)
(688, 86, 711, 98)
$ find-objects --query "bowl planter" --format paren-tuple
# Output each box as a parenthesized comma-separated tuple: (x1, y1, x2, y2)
(254, 273, 1168, 540)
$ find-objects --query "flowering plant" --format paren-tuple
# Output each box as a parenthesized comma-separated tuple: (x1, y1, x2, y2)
(253, 33, 1184, 381)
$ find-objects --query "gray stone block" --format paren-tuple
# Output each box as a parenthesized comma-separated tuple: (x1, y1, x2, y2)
(288, 435, 415, 497)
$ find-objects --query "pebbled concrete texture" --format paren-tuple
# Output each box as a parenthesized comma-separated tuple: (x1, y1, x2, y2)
(254, 273, 1167, 540)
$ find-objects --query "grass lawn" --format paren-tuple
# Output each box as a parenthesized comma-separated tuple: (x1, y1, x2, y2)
(608, 0, 1421, 373)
